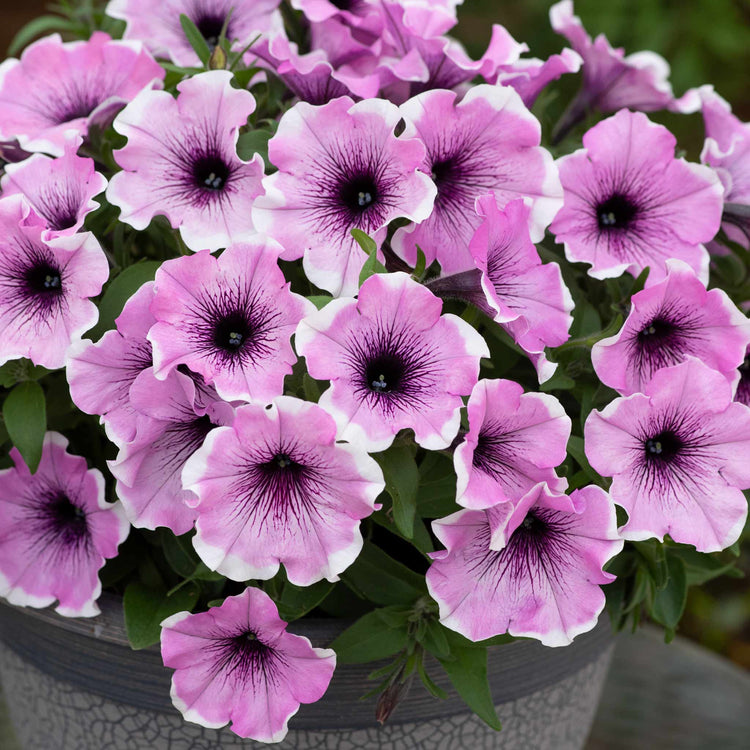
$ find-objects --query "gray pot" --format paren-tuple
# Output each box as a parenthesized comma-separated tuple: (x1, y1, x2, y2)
(0, 593, 613, 749)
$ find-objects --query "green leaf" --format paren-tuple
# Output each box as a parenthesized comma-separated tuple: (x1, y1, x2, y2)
(307, 295, 333, 310)
(329, 607, 410, 664)
(236, 129, 272, 165)
(371, 507, 434, 555)
(565, 435, 602, 484)
(354, 229, 387, 286)
(672, 547, 742, 586)
(179, 14, 211, 66)
(8, 15, 78, 56)
(161, 531, 200, 578)
(650, 554, 688, 630)
(539, 367, 576, 392)
(90, 261, 161, 340)
(374, 446, 419, 539)
(412, 246, 427, 280)
(275, 578, 334, 622)
(0, 359, 50, 388)
(438, 631, 501, 731)
(123, 581, 200, 650)
(419, 619, 451, 659)
(341, 541, 425, 606)
(3, 381, 46, 473)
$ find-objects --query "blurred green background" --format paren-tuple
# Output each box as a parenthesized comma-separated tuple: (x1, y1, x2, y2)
(1, 0, 748, 667)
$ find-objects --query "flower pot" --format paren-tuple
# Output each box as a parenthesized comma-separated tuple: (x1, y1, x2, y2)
(0, 593, 613, 749)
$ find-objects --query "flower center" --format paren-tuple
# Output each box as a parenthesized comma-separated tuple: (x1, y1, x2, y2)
(596, 193, 637, 230)
(193, 13, 227, 48)
(430, 157, 460, 203)
(275, 453, 292, 469)
(193, 155, 230, 191)
(45, 492, 88, 543)
(644, 430, 682, 462)
(213, 311, 251, 354)
(340, 175, 378, 214)
(365, 353, 403, 394)
(25, 261, 63, 295)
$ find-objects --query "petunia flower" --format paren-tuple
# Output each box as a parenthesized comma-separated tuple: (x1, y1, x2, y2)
(295, 272, 489, 452)
(592, 260, 750, 396)
(736, 350, 750, 407)
(252, 96, 435, 297)
(106, 0, 281, 67)
(548, 1, 699, 142)
(550, 109, 723, 284)
(161, 586, 336, 742)
(698, 86, 750, 251)
(66, 282, 156, 445)
(0, 32, 164, 156)
(0, 195, 109, 369)
(148, 241, 313, 403)
(109, 368, 234, 535)
(0, 432, 129, 617)
(454, 379, 570, 511)
(107, 70, 264, 252)
(183, 397, 384, 585)
(391, 85, 562, 275)
(425, 484, 623, 646)
(0, 134, 107, 238)
(585, 358, 750, 552)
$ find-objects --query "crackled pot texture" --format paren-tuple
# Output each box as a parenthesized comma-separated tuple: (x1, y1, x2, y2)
(0, 594, 613, 749)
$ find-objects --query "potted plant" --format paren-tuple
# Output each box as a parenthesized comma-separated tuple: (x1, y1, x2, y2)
(0, 0, 747, 747)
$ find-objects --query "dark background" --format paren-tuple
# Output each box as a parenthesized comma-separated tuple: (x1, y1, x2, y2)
(1, 0, 748, 666)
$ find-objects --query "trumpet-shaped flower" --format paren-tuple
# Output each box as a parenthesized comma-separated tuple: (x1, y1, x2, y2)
(549, 0, 698, 135)
(454, 379, 570, 510)
(0, 32, 164, 156)
(426, 484, 622, 646)
(106, 0, 281, 67)
(392, 85, 562, 275)
(296, 272, 489, 452)
(0, 135, 107, 238)
(592, 260, 750, 396)
(161, 586, 336, 742)
(109, 369, 234, 534)
(66, 282, 156, 445)
(148, 241, 313, 403)
(550, 109, 723, 283)
(470, 196, 573, 381)
(252, 96, 435, 296)
(0, 195, 109, 369)
(0, 433, 129, 617)
(585, 358, 750, 552)
(107, 71, 264, 252)
(184, 397, 383, 584)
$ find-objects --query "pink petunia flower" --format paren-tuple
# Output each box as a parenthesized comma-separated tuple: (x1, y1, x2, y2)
(109, 368, 234, 535)
(66, 282, 156, 445)
(698, 86, 750, 251)
(0, 135, 107, 238)
(0, 432, 129, 617)
(106, 0, 281, 67)
(148, 241, 313, 403)
(0, 195, 109, 369)
(107, 70, 264, 252)
(252, 96, 435, 296)
(161, 586, 336, 742)
(392, 85, 562, 275)
(736, 350, 750, 407)
(470, 196, 573, 381)
(585, 358, 750, 552)
(295, 272, 489, 452)
(454, 379, 570, 511)
(183, 397, 384, 584)
(550, 109, 723, 284)
(426, 484, 623, 646)
(592, 260, 750, 396)
(0, 32, 164, 156)
(549, 1, 698, 141)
